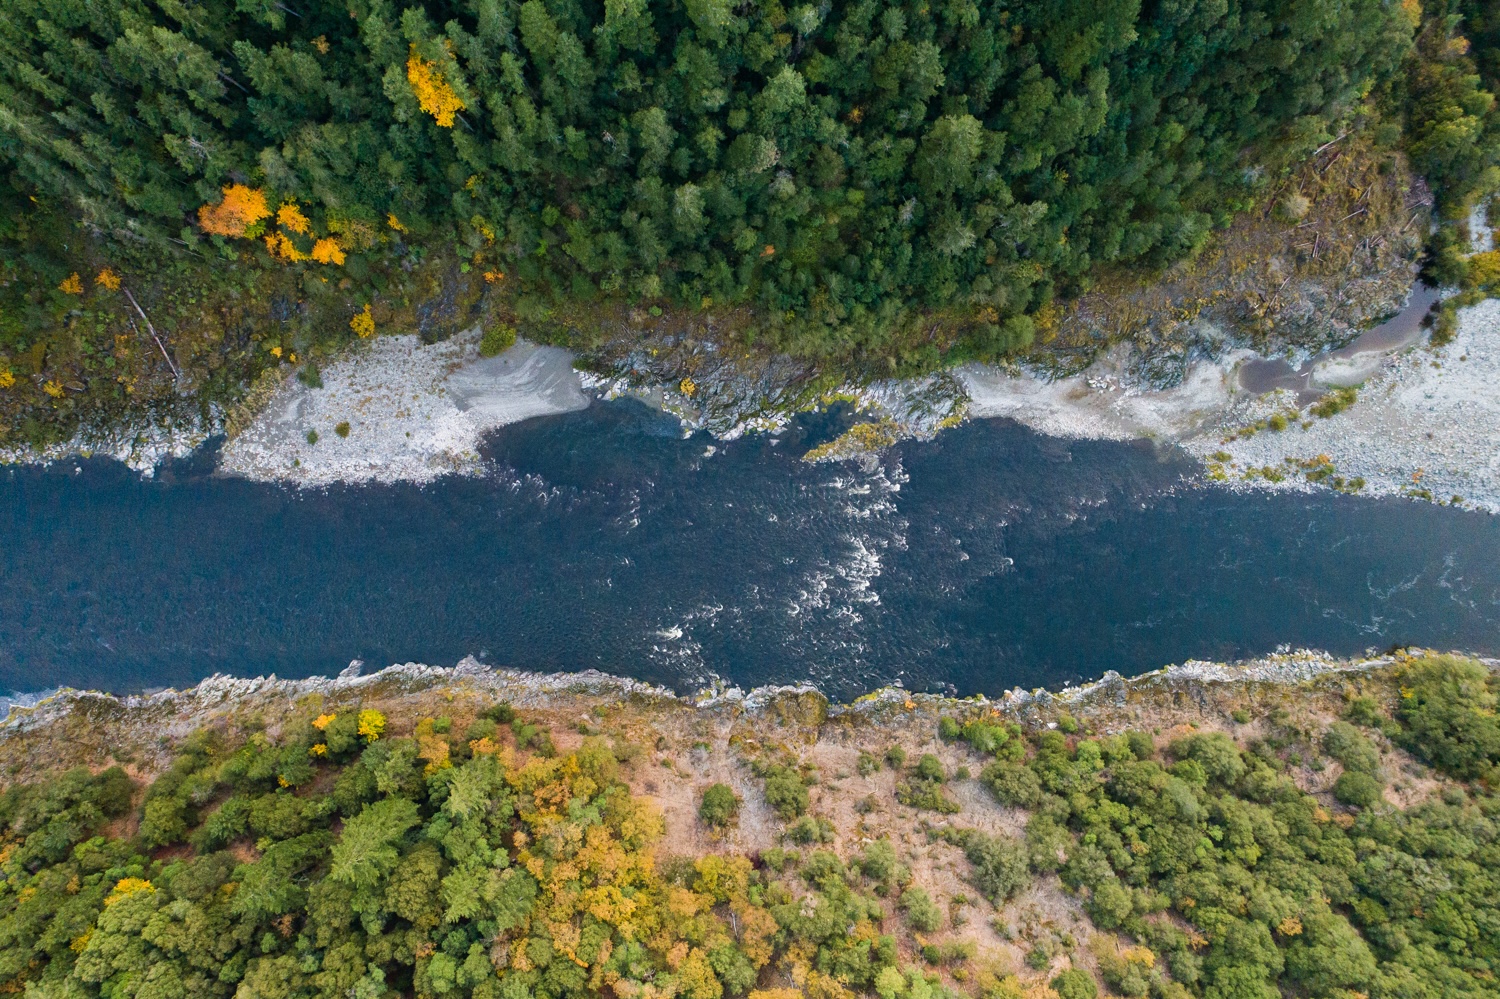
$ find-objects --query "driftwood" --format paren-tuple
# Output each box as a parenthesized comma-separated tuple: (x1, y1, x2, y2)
(123, 288, 182, 382)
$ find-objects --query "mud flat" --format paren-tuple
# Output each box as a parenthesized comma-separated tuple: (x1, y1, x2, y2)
(217, 329, 588, 486)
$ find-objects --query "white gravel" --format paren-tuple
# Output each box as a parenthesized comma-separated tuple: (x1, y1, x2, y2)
(218, 329, 588, 487)
(51, 279, 1491, 512)
(950, 295, 1500, 513)
(1184, 298, 1500, 511)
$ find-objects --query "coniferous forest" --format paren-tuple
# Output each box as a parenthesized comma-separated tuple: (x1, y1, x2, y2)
(3, 0, 1500, 443)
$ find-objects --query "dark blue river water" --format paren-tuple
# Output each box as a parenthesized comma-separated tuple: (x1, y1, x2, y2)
(4, 400, 1497, 698)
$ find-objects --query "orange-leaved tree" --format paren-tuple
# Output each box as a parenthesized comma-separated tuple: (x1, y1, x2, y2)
(198, 184, 271, 237)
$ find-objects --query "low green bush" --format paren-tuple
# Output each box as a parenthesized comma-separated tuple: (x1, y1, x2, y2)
(1051, 968, 1099, 999)
(480, 323, 518, 358)
(899, 887, 942, 932)
(699, 783, 740, 828)
(762, 766, 811, 820)
(1333, 770, 1384, 808)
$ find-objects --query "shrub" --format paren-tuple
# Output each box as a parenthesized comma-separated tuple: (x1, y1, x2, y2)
(480, 323, 518, 357)
(463, 717, 499, 745)
(922, 940, 974, 966)
(334, 421, 350, 438)
(1345, 696, 1384, 727)
(980, 760, 1042, 807)
(1310, 387, 1359, 419)
(306, 429, 319, 445)
(763, 769, 810, 820)
(857, 751, 880, 777)
(481, 702, 516, 724)
(899, 887, 942, 932)
(1333, 770, 1384, 808)
(761, 847, 798, 872)
(942, 829, 1030, 905)
(511, 718, 555, 755)
(915, 754, 945, 782)
(896, 765, 960, 814)
(1052, 968, 1099, 999)
(939, 716, 1015, 756)
(856, 839, 908, 893)
(699, 783, 740, 828)
(1322, 721, 1380, 775)
(1125, 731, 1155, 760)
(785, 815, 834, 844)
(885, 746, 907, 768)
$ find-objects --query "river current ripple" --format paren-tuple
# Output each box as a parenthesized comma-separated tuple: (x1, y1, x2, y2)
(3, 400, 1497, 697)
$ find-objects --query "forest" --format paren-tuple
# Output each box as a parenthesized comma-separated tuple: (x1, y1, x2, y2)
(1, 653, 1499, 999)
(2, 0, 1500, 443)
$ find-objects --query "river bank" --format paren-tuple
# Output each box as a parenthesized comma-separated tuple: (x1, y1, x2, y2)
(0, 646, 1459, 788)
(1183, 295, 1500, 510)
(216, 328, 589, 486)
(198, 277, 1500, 516)
(4, 265, 1494, 514)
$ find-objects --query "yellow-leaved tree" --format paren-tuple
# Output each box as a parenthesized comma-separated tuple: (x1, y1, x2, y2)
(407, 46, 465, 127)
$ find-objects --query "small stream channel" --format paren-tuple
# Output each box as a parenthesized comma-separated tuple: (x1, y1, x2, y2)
(1238, 284, 1441, 401)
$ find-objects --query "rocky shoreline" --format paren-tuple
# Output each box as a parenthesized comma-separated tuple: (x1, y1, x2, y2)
(208, 282, 1500, 514)
(4, 276, 1496, 514)
(0, 647, 1471, 782)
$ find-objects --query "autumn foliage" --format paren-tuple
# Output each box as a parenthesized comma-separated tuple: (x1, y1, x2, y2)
(276, 202, 311, 235)
(407, 46, 464, 127)
(197, 184, 271, 237)
(311, 237, 345, 265)
(350, 303, 375, 338)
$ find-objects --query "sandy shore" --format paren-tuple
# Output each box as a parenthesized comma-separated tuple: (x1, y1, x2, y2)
(218, 329, 588, 486)
(958, 340, 1259, 442)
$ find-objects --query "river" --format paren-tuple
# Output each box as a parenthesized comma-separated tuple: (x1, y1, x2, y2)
(3, 400, 1496, 698)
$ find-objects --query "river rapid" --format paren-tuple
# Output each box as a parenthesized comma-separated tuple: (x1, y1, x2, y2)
(3, 399, 1497, 699)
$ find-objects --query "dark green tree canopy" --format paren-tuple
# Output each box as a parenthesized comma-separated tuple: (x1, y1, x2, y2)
(0, 0, 1419, 357)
